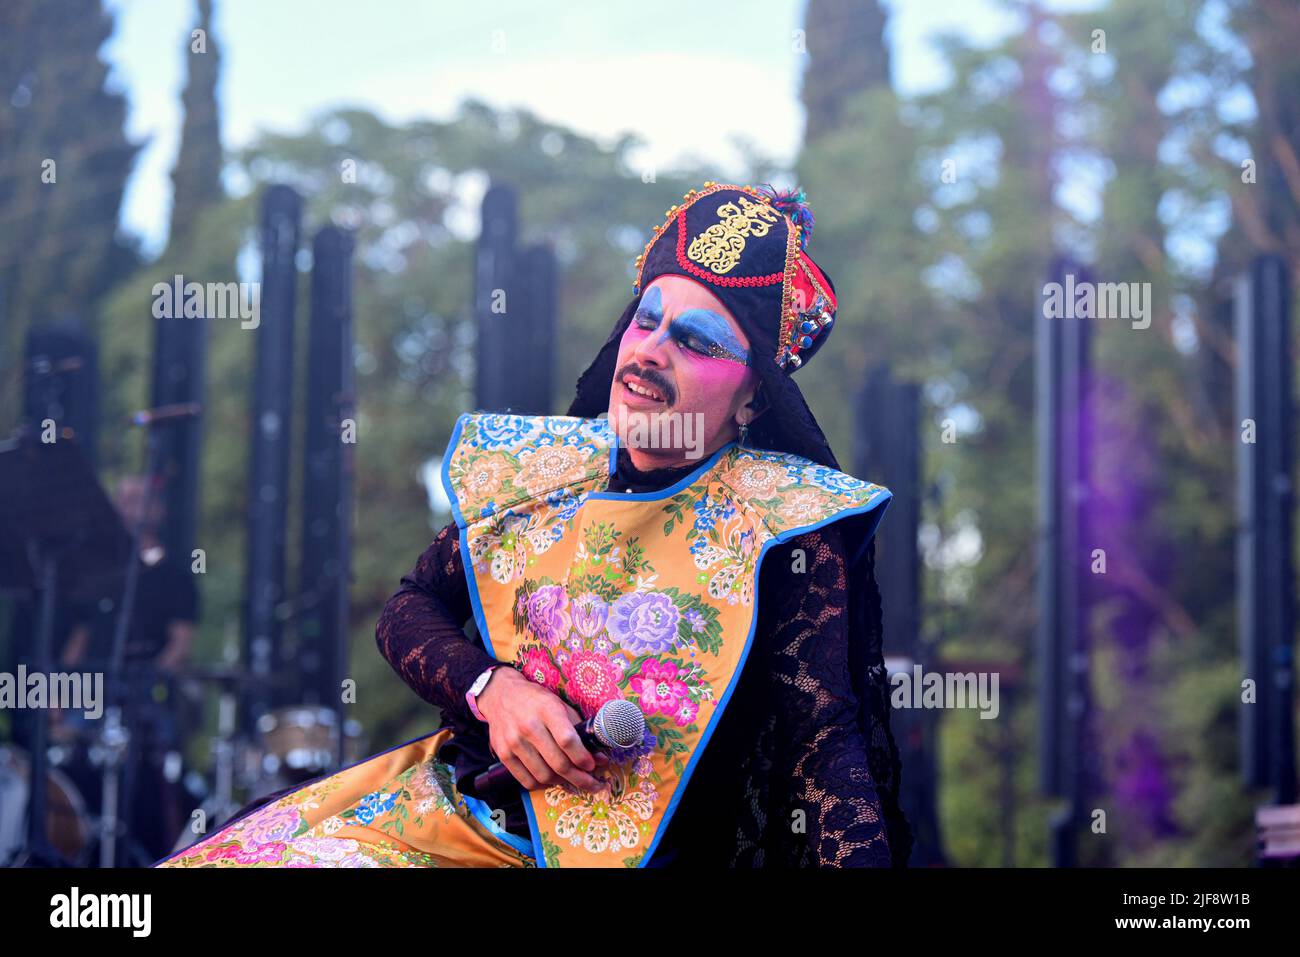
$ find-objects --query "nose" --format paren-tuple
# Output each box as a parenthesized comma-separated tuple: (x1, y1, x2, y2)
(630, 320, 672, 369)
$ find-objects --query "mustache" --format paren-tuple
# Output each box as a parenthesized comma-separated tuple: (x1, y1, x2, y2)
(616, 363, 676, 406)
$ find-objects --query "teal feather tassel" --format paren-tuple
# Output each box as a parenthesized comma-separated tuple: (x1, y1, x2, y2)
(755, 182, 815, 249)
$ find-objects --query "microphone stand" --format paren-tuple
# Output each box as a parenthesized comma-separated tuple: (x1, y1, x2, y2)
(98, 425, 167, 868)
(0, 430, 132, 866)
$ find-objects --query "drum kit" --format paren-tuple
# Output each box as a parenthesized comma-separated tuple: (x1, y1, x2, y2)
(0, 663, 363, 868)
(0, 418, 363, 867)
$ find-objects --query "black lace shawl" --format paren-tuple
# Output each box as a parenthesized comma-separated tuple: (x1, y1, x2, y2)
(374, 447, 912, 867)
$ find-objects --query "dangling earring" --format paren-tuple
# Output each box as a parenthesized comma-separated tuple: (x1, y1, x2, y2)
(738, 421, 749, 447)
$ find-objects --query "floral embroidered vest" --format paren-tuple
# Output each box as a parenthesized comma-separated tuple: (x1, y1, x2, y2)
(441, 412, 891, 867)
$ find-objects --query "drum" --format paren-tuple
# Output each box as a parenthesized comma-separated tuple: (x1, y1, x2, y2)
(0, 745, 92, 867)
(256, 706, 350, 781)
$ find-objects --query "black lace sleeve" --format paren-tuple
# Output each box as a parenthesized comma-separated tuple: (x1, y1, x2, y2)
(762, 523, 893, 867)
(850, 534, 913, 867)
(374, 522, 508, 728)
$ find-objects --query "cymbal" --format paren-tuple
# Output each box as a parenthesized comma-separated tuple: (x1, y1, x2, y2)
(172, 666, 291, 686)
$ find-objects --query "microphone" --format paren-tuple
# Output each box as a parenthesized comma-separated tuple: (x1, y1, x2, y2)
(130, 402, 202, 427)
(469, 698, 646, 803)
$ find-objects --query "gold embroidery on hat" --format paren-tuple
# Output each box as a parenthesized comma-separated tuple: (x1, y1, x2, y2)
(686, 196, 781, 275)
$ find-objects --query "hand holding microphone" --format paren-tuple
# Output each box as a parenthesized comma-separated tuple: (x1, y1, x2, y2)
(471, 668, 645, 801)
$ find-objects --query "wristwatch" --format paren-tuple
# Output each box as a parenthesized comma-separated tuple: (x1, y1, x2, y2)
(465, 665, 501, 722)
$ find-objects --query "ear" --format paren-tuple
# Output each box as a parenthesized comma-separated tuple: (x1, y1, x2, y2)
(734, 375, 765, 426)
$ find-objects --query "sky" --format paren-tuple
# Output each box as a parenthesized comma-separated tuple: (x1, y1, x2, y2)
(98, 0, 1108, 258)
(94, 0, 1109, 518)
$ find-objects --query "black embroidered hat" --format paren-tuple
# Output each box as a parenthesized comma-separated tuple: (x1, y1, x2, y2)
(634, 181, 837, 372)
(568, 181, 845, 470)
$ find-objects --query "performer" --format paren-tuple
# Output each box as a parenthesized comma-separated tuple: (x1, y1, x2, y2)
(59, 475, 199, 861)
(157, 181, 912, 868)
(60, 476, 198, 672)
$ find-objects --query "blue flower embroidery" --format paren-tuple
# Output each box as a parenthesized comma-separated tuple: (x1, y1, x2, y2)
(354, 790, 397, 825)
(808, 466, 868, 495)
(691, 492, 734, 531)
(545, 487, 583, 521)
(477, 414, 539, 450)
(542, 416, 585, 443)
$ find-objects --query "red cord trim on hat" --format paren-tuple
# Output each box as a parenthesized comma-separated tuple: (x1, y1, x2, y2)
(672, 209, 785, 287)
(634, 182, 785, 293)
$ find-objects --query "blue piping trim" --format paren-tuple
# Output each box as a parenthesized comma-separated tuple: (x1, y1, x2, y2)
(634, 485, 892, 867)
(849, 495, 892, 567)
(442, 413, 553, 863)
(456, 787, 538, 857)
(591, 434, 734, 501)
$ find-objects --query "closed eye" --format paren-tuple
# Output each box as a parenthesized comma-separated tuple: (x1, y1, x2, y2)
(633, 312, 737, 360)
(634, 314, 706, 353)
(679, 334, 713, 356)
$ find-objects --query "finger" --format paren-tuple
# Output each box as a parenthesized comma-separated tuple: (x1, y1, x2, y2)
(500, 754, 540, 791)
(511, 738, 556, 790)
(532, 720, 602, 792)
(538, 729, 602, 792)
(545, 712, 596, 774)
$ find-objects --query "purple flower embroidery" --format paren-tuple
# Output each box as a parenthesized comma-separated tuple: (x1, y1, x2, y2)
(607, 591, 680, 654)
(609, 726, 659, 766)
(242, 807, 302, 845)
(682, 607, 706, 633)
(570, 592, 609, 639)
(526, 585, 571, 647)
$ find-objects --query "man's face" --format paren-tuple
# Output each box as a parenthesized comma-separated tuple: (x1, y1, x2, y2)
(606, 275, 760, 465)
(115, 476, 164, 533)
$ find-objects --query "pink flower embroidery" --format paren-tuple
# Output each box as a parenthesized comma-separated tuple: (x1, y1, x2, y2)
(629, 659, 690, 721)
(674, 697, 699, 727)
(520, 646, 561, 691)
(205, 841, 287, 865)
(561, 649, 623, 718)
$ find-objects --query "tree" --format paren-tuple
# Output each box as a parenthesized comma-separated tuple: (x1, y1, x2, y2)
(169, 0, 224, 247)
(0, 0, 139, 433)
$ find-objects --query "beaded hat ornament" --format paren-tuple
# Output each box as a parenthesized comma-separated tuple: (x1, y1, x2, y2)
(631, 181, 838, 372)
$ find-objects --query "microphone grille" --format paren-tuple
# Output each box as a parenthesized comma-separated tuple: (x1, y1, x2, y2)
(593, 699, 646, 749)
